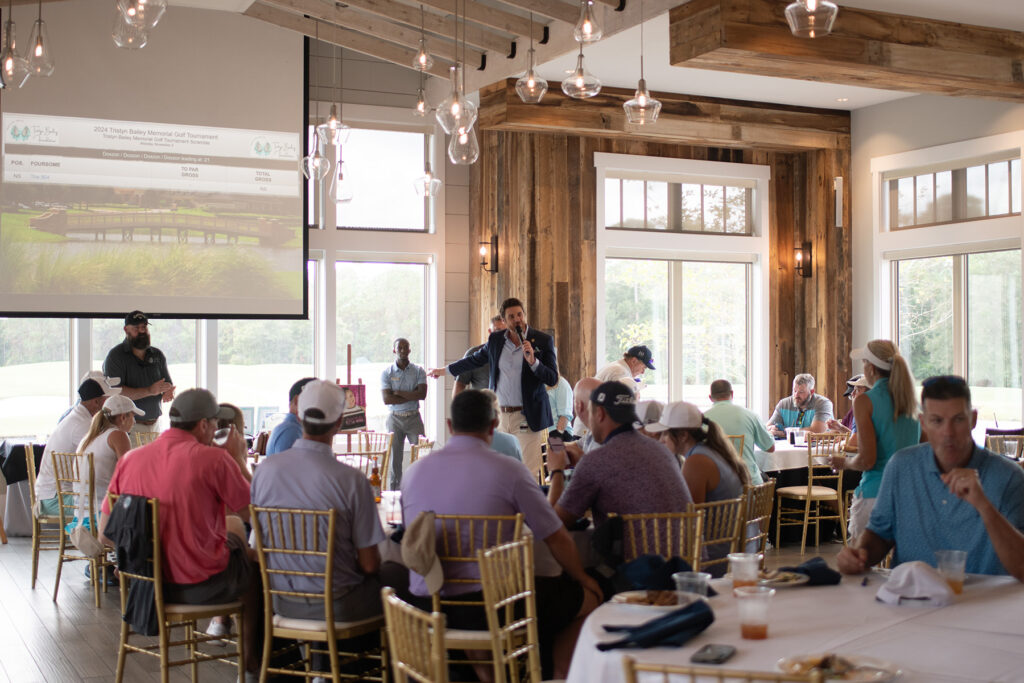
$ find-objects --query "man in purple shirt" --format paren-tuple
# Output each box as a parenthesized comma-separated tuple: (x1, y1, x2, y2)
(547, 381, 693, 528)
(401, 389, 601, 678)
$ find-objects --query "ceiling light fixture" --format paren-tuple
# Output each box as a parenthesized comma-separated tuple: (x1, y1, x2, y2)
(112, 15, 148, 49)
(117, 0, 166, 31)
(785, 0, 838, 38)
(448, 124, 479, 165)
(436, 0, 477, 137)
(573, 0, 602, 43)
(415, 161, 442, 197)
(26, 0, 53, 78)
(561, 43, 600, 99)
(1, 0, 29, 88)
(623, 0, 660, 125)
(316, 43, 351, 147)
(412, 4, 433, 71)
(301, 21, 332, 182)
(414, 73, 428, 116)
(515, 12, 547, 104)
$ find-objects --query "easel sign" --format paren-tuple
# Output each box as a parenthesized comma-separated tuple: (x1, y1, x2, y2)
(338, 383, 367, 430)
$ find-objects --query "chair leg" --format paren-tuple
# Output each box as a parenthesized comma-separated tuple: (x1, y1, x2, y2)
(800, 498, 812, 555)
(53, 534, 67, 602)
(774, 498, 782, 550)
(235, 608, 245, 683)
(186, 621, 198, 682)
(0, 514, 7, 544)
(115, 584, 130, 683)
(837, 495, 848, 545)
(160, 623, 171, 683)
(31, 521, 41, 589)
(90, 558, 101, 609)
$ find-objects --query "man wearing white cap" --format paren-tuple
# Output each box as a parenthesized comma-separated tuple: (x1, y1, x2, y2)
(35, 372, 121, 516)
(252, 380, 397, 623)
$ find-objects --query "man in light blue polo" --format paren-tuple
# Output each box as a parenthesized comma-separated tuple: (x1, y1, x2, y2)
(381, 338, 427, 490)
(704, 378, 772, 485)
(837, 376, 1024, 579)
(767, 373, 833, 437)
(265, 377, 315, 456)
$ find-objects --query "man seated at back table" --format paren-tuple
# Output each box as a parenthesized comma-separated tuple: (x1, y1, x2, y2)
(401, 389, 601, 679)
(837, 375, 1024, 581)
(767, 373, 834, 438)
(265, 376, 316, 456)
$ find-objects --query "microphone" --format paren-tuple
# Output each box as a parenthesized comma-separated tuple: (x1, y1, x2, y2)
(516, 325, 525, 344)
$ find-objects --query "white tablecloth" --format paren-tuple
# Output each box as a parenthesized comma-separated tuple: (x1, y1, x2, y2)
(756, 441, 810, 472)
(3, 479, 33, 537)
(567, 573, 1024, 683)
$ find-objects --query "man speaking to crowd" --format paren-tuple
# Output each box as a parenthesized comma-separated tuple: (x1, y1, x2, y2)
(103, 310, 175, 431)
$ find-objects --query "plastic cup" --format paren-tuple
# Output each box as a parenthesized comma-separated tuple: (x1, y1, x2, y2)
(734, 586, 775, 639)
(1004, 440, 1019, 459)
(785, 427, 798, 445)
(935, 549, 967, 594)
(728, 552, 763, 588)
(672, 571, 711, 598)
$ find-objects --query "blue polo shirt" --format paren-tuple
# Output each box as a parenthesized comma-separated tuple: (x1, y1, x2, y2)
(266, 413, 302, 456)
(381, 361, 427, 413)
(867, 442, 1024, 575)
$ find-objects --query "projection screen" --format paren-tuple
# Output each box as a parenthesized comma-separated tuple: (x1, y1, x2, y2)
(0, 2, 306, 318)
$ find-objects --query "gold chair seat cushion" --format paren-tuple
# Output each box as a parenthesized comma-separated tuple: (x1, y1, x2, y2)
(164, 600, 243, 615)
(271, 612, 384, 633)
(776, 485, 839, 499)
(442, 627, 493, 644)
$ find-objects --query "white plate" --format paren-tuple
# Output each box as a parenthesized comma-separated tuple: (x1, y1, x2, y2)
(759, 571, 811, 588)
(609, 590, 700, 609)
(777, 653, 902, 681)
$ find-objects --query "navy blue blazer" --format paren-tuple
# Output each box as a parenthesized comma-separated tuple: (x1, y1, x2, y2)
(447, 327, 558, 432)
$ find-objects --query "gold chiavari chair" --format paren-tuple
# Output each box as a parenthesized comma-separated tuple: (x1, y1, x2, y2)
(618, 511, 705, 567)
(25, 443, 62, 587)
(382, 587, 448, 683)
(742, 480, 776, 566)
(622, 656, 825, 683)
(410, 438, 435, 465)
(688, 497, 745, 575)
(52, 450, 113, 607)
(775, 432, 847, 554)
(986, 434, 1024, 460)
(478, 539, 543, 683)
(129, 430, 160, 449)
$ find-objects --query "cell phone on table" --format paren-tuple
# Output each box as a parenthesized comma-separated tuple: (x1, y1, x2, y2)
(690, 644, 737, 665)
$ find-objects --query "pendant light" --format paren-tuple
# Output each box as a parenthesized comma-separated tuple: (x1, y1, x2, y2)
(573, 0, 602, 43)
(414, 72, 428, 116)
(117, 0, 167, 31)
(2, 0, 29, 88)
(435, 0, 477, 135)
(414, 161, 442, 197)
(301, 22, 332, 182)
(785, 0, 838, 38)
(411, 5, 433, 71)
(623, 0, 661, 125)
(448, 125, 479, 165)
(112, 16, 148, 50)
(515, 13, 547, 104)
(316, 45, 350, 147)
(561, 44, 600, 99)
(26, 0, 53, 78)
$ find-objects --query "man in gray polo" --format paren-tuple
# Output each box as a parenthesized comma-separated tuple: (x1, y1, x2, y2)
(380, 338, 427, 490)
(252, 380, 397, 622)
(103, 310, 175, 431)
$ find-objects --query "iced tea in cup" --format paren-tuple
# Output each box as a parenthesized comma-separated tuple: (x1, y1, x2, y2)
(728, 552, 763, 587)
(734, 586, 775, 640)
(935, 549, 967, 594)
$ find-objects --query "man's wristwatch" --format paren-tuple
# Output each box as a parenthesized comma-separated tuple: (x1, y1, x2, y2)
(549, 469, 565, 477)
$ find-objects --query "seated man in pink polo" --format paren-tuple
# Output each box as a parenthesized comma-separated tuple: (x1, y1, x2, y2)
(100, 388, 259, 681)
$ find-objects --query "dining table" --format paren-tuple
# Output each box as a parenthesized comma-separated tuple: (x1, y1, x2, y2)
(566, 572, 1024, 682)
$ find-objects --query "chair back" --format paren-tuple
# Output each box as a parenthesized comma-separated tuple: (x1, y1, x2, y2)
(382, 587, 449, 683)
(985, 434, 1024, 459)
(336, 431, 393, 486)
(52, 451, 96, 534)
(619, 511, 704, 566)
(432, 513, 524, 612)
(129, 431, 160, 449)
(410, 439, 435, 464)
(726, 434, 745, 458)
(806, 433, 845, 492)
(106, 494, 164, 612)
(621, 656, 824, 683)
(742, 480, 776, 556)
(24, 442, 39, 507)
(688, 497, 745, 573)
(478, 539, 542, 683)
(250, 506, 338, 620)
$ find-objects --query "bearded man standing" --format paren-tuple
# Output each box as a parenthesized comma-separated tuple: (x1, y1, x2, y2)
(103, 310, 175, 432)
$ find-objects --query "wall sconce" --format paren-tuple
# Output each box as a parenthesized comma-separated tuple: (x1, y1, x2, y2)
(795, 241, 812, 278)
(479, 235, 498, 273)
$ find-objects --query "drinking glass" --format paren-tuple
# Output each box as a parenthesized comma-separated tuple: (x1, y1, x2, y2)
(734, 586, 775, 639)
(672, 571, 711, 598)
(935, 549, 967, 594)
(728, 552, 763, 587)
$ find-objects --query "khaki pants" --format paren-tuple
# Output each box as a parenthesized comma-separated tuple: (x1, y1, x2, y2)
(130, 421, 158, 433)
(498, 410, 546, 477)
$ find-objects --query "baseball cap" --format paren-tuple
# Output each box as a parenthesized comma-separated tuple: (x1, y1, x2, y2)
(288, 377, 317, 402)
(103, 394, 145, 417)
(402, 510, 444, 595)
(124, 310, 149, 326)
(78, 372, 121, 401)
(626, 345, 655, 370)
(645, 401, 703, 434)
(169, 388, 233, 424)
(843, 374, 872, 397)
(634, 400, 664, 429)
(851, 345, 892, 371)
(297, 380, 346, 425)
(590, 381, 638, 424)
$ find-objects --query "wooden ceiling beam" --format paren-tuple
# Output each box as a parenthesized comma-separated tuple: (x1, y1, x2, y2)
(477, 78, 850, 152)
(669, 0, 1024, 102)
(492, 0, 578, 25)
(260, 0, 484, 67)
(414, 0, 533, 38)
(245, 2, 453, 79)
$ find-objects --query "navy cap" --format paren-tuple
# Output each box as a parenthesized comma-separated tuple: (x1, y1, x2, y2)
(590, 381, 638, 425)
(125, 310, 149, 325)
(626, 345, 655, 370)
(288, 377, 317, 401)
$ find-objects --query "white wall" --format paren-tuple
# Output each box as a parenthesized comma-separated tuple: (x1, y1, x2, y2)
(850, 95, 1024, 345)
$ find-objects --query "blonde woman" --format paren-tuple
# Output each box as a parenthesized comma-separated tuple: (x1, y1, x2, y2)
(74, 394, 143, 528)
(829, 340, 921, 539)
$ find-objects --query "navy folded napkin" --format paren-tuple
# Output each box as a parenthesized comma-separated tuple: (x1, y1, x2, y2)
(597, 599, 714, 650)
(779, 556, 841, 585)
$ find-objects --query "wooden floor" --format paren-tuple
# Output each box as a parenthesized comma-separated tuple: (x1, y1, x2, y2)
(0, 533, 843, 683)
(0, 536, 242, 683)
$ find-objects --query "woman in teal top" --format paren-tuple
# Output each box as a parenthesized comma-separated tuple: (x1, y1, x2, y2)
(829, 339, 920, 540)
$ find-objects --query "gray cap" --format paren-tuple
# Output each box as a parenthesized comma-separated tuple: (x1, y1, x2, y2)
(169, 388, 233, 424)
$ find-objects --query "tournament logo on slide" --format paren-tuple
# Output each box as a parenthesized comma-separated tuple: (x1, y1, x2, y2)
(250, 136, 272, 158)
(7, 122, 31, 142)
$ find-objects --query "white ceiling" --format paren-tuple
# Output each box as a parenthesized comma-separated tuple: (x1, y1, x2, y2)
(538, 0, 1024, 111)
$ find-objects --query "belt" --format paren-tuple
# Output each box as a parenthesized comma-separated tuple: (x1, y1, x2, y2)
(500, 405, 523, 413)
(390, 409, 420, 417)
(137, 419, 157, 426)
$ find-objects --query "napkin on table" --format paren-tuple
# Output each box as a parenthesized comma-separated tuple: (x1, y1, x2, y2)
(778, 556, 842, 586)
(875, 560, 954, 607)
(597, 599, 715, 650)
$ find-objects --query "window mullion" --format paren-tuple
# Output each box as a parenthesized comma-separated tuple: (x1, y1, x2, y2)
(669, 261, 684, 402)
(953, 254, 967, 379)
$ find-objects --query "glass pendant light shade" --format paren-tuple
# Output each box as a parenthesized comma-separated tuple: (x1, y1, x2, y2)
(316, 104, 351, 146)
(414, 163, 442, 197)
(414, 85, 428, 116)
(515, 49, 547, 104)
(117, 0, 167, 31)
(26, 17, 53, 77)
(785, 0, 838, 38)
(573, 0, 602, 43)
(448, 126, 479, 165)
(2, 17, 29, 88)
(436, 64, 477, 135)
(412, 38, 433, 71)
(561, 48, 600, 99)
(623, 78, 661, 124)
(112, 16, 148, 49)
(334, 160, 354, 202)
(300, 149, 332, 181)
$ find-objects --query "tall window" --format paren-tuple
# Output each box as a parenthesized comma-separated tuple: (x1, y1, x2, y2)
(895, 249, 1021, 423)
(0, 318, 69, 437)
(604, 260, 668, 401)
(217, 261, 317, 431)
(605, 175, 754, 234)
(336, 261, 427, 431)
